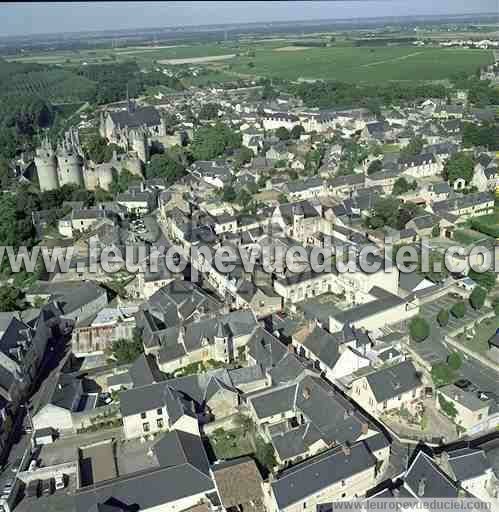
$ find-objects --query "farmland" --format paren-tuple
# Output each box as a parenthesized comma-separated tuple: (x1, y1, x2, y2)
(227, 46, 493, 82)
(6, 43, 493, 84)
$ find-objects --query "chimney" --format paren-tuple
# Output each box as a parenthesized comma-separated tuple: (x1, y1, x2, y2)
(418, 478, 426, 497)
(302, 387, 311, 400)
(361, 422, 369, 435)
(342, 444, 351, 457)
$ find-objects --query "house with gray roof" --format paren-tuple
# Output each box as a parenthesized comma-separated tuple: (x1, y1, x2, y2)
(441, 447, 495, 500)
(247, 372, 383, 467)
(292, 323, 372, 383)
(119, 368, 239, 439)
(268, 439, 384, 512)
(437, 384, 497, 435)
(348, 360, 423, 418)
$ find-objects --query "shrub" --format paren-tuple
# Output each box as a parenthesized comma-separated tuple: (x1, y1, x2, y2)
(437, 309, 449, 327)
(438, 394, 458, 419)
(469, 286, 487, 310)
(450, 302, 466, 318)
(447, 352, 462, 371)
(431, 363, 455, 387)
(409, 317, 430, 343)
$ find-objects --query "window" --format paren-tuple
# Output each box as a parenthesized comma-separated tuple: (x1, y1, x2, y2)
(143, 422, 150, 432)
(341, 480, 346, 487)
(140, 412, 146, 419)
(303, 503, 307, 509)
(383, 401, 387, 409)
(157, 408, 162, 415)
(478, 413, 483, 421)
(341, 493, 347, 498)
(157, 419, 164, 429)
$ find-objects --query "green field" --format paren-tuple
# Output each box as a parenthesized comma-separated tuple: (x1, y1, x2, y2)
(6, 43, 493, 83)
(228, 46, 493, 82)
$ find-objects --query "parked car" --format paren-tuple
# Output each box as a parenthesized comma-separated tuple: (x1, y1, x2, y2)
(28, 459, 38, 472)
(26, 479, 40, 498)
(41, 478, 53, 497)
(54, 474, 65, 491)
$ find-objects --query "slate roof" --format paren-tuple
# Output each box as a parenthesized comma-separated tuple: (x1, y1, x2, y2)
(128, 354, 155, 388)
(74, 464, 214, 512)
(250, 384, 296, 419)
(120, 368, 238, 418)
(438, 384, 491, 411)
(433, 192, 493, 215)
(152, 430, 210, 475)
(446, 448, 491, 482)
(297, 325, 340, 369)
(272, 422, 324, 461)
(109, 106, 161, 129)
(405, 451, 459, 498)
(365, 360, 422, 403)
(271, 441, 376, 509)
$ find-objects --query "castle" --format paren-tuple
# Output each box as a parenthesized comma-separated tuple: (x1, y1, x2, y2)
(35, 129, 85, 192)
(99, 99, 167, 163)
(34, 128, 143, 193)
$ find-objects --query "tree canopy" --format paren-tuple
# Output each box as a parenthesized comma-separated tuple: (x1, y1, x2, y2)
(409, 317, 430, 343)
(145, 152, 186, 183)
(443, 152, 474, 184)
(469, 286, 487, 310)
(191, 123, 241, 161)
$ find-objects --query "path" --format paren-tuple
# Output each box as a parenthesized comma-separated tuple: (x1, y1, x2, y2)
(361, 51, 424, 67)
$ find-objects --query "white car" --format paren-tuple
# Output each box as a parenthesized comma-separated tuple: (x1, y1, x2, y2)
(28, 459, 37, 472)
(54, 474, 65, 491)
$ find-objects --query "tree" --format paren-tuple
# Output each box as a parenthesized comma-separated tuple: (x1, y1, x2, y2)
(275, 127, 290, 141)
(367, 159, 383, 175)
(392, 177, 412, 196)
(145, 153, 185, 183)
(368, 196, 400, 229)
(450, 302, 466, 318)
(110, 168, 141, 194)
(290, 125, 305, 140)
(437, 309, 450, 327)
(447, 352, 462, 371)
(254, 436, 277, 473)
(400, 137, 425, 159)
(198, 102, 220, 120)
(222, 185, 236, 202)
(462, 122, 499, 151)
(468, 269, 496, 291)
(409, 317, 430, 343)
(111, 337, 144, 365)
(431, 363, 455, 388)
(0, 286, 22, 311)
(443, 152, 474, 185)
(438, 394, 458, 418)
(191, 123, 241, 161)
(469, 286, 487, 310)
(84, 133, 122, 164)
(234, 147, 254, 169)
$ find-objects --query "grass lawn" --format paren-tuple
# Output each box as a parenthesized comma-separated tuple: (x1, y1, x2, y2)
(208, 427, 254, 460)
(382, 143, 401, 154)
(457, 315, 498, 357)
(453, 228, 491, 247)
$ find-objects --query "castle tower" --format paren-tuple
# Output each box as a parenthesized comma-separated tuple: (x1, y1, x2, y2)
(130, 126, 149, 163)
(214, 321, 231, 363)
(57, 130, 84, 188)
(34, 137, 59, 191)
